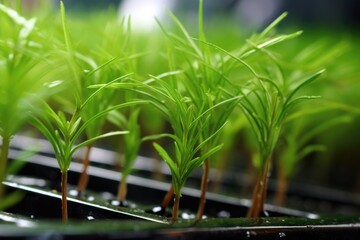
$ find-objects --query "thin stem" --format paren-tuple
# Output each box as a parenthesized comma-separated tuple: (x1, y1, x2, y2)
(274, 165, 288, 206)
(117, 175, 128, 201)
(61, 171, 68, 223)
(171, 194, 181, 222)
(0, 136, 10, 198)
(246, 172, 261, 217)
(196, 158, 209, 221)
(246, 155, 272, 218)
(76, 144, 93, 194)
(161, 184, 174, 209)
(260, 157, 271, 210)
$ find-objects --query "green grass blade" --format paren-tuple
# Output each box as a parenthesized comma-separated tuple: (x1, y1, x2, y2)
(285, 69, 325, 107)
(259, 12, 288, 38)
(72, 131, 129, 154)
(153, 142, 180, 182)
(60, 1, 72, 52)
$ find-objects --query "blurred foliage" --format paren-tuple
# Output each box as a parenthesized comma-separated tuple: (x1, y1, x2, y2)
(0, 1, 359, 211)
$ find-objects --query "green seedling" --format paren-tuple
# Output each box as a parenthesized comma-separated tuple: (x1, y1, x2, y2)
(108, 107, 141, 203)
(30, 2, 144, 222)
(51, 2, 143, 196)
(275, 110, 352, 206)
(271, 40, 358, 206)
(195, 12, 326, 217)
(236, 46, 324, 217)
(0, 3, 58, 202)
(30, 78, 142, 222)
(191, 11, 320, 218)
(149, 0, 245, 221)
(140, 73, 241, 222)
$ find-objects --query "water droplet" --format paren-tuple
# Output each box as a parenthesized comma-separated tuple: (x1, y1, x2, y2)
(87, 196, 95, 201)
(100, 192, 114, 200)
(217, 210, 231, 218)
(152, 206, 162, 213)
(261, 210, 269, 217)
(110, 200, 121, 206)
(110, 200, 129, 207)
(245, 231, 256, 239)
(69, 189, 78, 196)
(181, 212, 195, 220)
(278, 232, 286, 238)
(30, 215, 34, 219)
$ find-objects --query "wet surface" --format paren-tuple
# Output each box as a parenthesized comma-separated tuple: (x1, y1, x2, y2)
(2, 175, 360, 239)
(2, 154, 360, 239)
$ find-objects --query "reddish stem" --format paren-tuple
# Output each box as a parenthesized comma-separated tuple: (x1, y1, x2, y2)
(117, 175, 128, 201)
(61, 171, 68, 223)
(196, 158, 209, 221)
(171, 194, 180, 222)
(77, 144, 92, 194)
(274, 165, 288, 206)
(161, 184, 174, 209)
(246, 155, 272, 218)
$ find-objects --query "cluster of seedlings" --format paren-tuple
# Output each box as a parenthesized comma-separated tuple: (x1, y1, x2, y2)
(0, 1, 359, 223)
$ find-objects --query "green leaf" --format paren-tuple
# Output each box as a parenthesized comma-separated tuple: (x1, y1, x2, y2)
(72, 100, 147, 146)
(60, 1, 72, 52)
(80, 73, 133, 110)
(284, 95, 321, 112)
(295, 145, 326, 163)
(142, 133, 181, 144)
(153, 142, 180, 183)
(107, 110, 127, 129)
(259, 12, 288, 38)
(72, 131, 129, 154)
(285, 69, 325, 107)
(199, 144, 224, 164)
(193, 38, 259, 78)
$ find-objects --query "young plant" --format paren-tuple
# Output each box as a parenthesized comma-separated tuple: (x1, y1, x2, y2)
(192, 11, 327, 218)
(30, 79, 141, 222)
(108, 107, 141, 204)
(53, 2, 142, 196)
(238, 46, 324, 218)
(149, 0, 245, 221)
(30, 2, 144, 222)
(275, 110, 352, 206)
(0, 3, 57, 201)
(272, 40, 358, 206)
(141, 73, 242, 222)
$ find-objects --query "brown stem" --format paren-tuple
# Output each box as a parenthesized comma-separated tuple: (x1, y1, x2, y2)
(171, 194, 180, 222)
(0, 136, 10, 198)
(117, 175, 128, 201)
(211, 153, 229, 193)
(77, 144, 93, 194)
(274, 166, 288, 206)
(246, 155, 272, 218)
(246, 172, 261, 217)
(161, 184, 174, 209)
(196, 158, 209, 221)
(61, 171, 68, 223)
